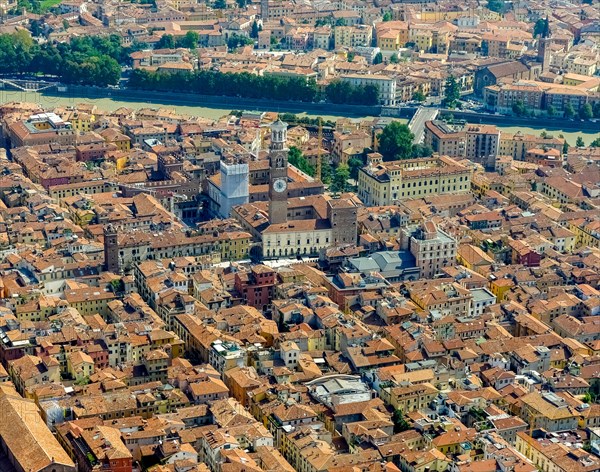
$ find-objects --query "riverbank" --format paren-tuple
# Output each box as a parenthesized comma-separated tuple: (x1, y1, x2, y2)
(4, 82, 600, 132)
(0, 85, 597, 144)
(45, 85, 383, 118)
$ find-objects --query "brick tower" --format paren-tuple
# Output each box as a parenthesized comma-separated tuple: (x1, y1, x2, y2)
(268, 120, 288, 225)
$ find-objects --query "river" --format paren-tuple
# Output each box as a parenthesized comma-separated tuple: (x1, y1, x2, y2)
(1, 89, 598, 145)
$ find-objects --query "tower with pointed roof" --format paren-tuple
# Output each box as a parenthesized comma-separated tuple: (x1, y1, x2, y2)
(268, 120, 288, 225)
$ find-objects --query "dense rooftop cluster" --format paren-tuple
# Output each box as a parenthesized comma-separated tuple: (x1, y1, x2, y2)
(0, 0, 599, 470)
(0, 96, 598, 472)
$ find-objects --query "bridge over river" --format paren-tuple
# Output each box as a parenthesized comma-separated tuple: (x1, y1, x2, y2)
(0, 78, 58, 92)
(408, 107, 439, 144)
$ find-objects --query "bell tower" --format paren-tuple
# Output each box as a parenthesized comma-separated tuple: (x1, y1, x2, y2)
(268, 120, 288, 225)
(537, 17, 551, 72)
(261, 0, 269, 19)
(104, 224, 119, 273)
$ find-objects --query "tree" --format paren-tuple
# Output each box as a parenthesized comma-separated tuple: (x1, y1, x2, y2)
(288, 146, 315, 176)
(590, 137, 600, 148)
(251, 20, 259, 39)
(176, 31, 199, 49)
(326, 80, 353, 103)
(382, 11, 392, 21)
(576, 136, 585, 147)
(412, 90, 426, 102)
(562, 140, 569, 154)
(564, 102, 575, 118)
(129, 68, 320, 102)
(411, 143, 433, 158)
(540, 131, 548, 138)
(378, 122, 414, 161)
(331, 164, 350, 194)
(546, 104, 556, 117)
(320, 159, 333, 184)
(30, 20, 42, 37)
(157, 34, 175, 49)
(227, 34, 254, 49)
(62, 19, 69, 30)
(348, 155, 365, 179)
(110, 278, 125, 293)
(335, 18, 347, 26)
(392, 409, 410, 434)
(315, 16, 334, 27)
(579, 103, 593, 120)
(443, 75, 460, 108)
(325, 80, 379, 105)
(360, 84, 379, 105)
(214, 0, 226, 8)
(390, 53, 399, 64)
(0, 32, 127, 86)
(74, 376, 91, 386)
(533, 18, 549, 38)
(235, 0, 247, 6)
(373, 52, 383, 65)
(512, 100, 527, 117)
(288, 145, 303, 164)
(593, 102, 600, 119)
(487, 0, 503, 13)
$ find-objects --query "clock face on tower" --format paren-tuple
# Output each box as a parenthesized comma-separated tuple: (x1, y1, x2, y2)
(273, 178, 287, 193)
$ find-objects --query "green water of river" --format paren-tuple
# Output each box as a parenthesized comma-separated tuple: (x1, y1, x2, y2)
(1, 90, 598, 145)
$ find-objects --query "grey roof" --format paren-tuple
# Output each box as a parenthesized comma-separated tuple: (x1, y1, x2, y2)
(372, 251, 416, 272)
(349, 257, 380, 272)
(349, 251, 417, 277)
(470, 287, 495, 302)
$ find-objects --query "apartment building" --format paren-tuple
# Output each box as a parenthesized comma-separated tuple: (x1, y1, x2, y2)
(499, 131, 564, 161)
(464, 124, 501, 169)
(405, 221, 458, 279)
(518, 391, 579, 432)
(131, 48, 187, 68)
(545, 87, 590, 116)
(375, 20, 409, 50)
(541, 176, 586, 205)
(334, 25, 373, 49)
(424, 120, 466, 158)
(332, 129, 372, 165)
(484, 79, 596, 117)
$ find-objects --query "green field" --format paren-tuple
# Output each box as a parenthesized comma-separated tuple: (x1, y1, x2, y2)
(38, 0, 62, 11)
